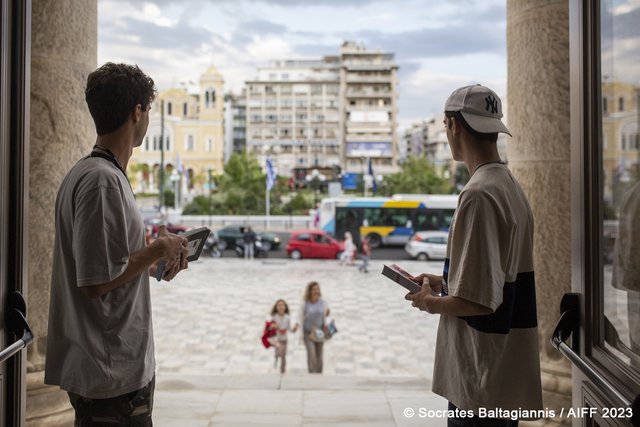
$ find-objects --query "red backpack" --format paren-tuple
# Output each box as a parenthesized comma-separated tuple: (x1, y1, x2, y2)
(261, 321, 277, 348)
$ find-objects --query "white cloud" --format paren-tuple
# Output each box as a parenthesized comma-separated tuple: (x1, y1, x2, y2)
(246, 36, 294, 61)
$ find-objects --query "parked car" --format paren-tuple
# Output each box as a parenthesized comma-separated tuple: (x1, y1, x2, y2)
(144, 218, 191, 237)
(287, 230, 344, 260)
(404, 231, 448, 261)
(215, 225, 280, 251)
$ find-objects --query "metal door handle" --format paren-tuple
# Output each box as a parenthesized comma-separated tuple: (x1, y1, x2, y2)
(551, 293, 639, 425)
(0, 291, 34, 364)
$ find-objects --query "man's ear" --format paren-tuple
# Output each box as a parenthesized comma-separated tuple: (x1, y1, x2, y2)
(449, 116, 460, 135)
(131, 104, 142, 123)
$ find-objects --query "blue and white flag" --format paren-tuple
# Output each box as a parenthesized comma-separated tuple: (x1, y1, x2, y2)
(266, 158, 276, 191)
(368, 157, 377, 194)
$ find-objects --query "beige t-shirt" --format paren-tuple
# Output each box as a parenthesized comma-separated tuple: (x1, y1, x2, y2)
(44, 156, 155, 399)
(432, 163, 543, 414)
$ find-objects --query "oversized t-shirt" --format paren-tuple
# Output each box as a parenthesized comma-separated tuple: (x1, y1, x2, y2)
(44, 156, 155, 399)
(432, 163, 543, 414)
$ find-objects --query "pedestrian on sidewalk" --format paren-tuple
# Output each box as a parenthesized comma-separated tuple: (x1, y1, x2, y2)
(243, 226, 256, 260)
(45, 62, 189, 426)
(358, 236, 371, 273)
(270, 299, 299, 374)
(340, 231, 355, 266)
(405, 85, 543, 426)
(300, 281, 330, 373)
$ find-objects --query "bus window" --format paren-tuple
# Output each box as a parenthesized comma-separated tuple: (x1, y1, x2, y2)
(442, 209, 455, 228)
(363, 208, 383, 226)
(415, 210, 440, 231)
(383, 209, 411, 227)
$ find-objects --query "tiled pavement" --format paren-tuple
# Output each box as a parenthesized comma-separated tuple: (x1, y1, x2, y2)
(151, 257, 449, 426)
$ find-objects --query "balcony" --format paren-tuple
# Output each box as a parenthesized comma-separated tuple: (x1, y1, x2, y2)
(345, 74, 392, 83)
(345, 89, 393, 98)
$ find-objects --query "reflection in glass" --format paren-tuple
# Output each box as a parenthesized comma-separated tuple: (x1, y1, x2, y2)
(601, 0, 640, 372)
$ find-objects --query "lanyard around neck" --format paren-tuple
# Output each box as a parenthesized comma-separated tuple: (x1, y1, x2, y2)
(89, 145, 133, 193)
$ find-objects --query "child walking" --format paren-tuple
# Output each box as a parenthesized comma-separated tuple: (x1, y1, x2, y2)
(271, 299, 298, 373)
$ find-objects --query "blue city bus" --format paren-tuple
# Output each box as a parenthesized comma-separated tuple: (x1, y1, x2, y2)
(317, 194, 458, 248)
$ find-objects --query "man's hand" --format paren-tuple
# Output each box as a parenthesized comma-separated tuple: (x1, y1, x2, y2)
(405, 275, 441, 313)
(412, 273, 443, 294)
(153, 225, 189, 281)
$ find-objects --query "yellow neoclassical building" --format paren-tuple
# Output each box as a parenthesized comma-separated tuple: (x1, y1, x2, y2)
(129, 65, 225, 196)
(602, 81, 639, 204)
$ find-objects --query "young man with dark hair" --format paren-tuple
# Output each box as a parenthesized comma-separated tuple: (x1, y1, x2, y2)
(45, 62, 189, 426)
(406, 85, 543, 426)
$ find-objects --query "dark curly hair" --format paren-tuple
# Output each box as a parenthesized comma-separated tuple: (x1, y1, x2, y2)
(85, 62, 157, 135)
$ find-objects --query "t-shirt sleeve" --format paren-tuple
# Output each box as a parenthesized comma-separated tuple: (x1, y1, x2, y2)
(447, 191, 510, 311)
(73, 185, 130, 287)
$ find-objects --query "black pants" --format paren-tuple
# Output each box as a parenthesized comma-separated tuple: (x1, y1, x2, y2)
(67, 376, 155, 426)
(448, 402, 518, 427)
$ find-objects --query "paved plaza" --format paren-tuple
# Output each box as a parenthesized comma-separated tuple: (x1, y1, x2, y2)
(150, 257, 450, 426)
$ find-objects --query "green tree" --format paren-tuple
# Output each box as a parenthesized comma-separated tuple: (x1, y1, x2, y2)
(378, 156, 452, 195)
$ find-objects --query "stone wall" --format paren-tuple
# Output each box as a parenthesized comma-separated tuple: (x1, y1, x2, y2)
(27, 0, 97, 425)
(507, 0, 572, 424)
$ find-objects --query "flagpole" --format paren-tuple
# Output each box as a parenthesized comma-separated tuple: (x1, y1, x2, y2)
(266, 178, 270, 230)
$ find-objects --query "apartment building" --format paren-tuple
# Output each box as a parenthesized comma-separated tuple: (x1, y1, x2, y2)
(245, 42, 399, 178)
(245, 58, 342, 176)
(224, 90, 247, 163)
(340, 41, 399, 175)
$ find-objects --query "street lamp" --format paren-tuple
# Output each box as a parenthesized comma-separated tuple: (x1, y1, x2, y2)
(169, 169, 180, 210)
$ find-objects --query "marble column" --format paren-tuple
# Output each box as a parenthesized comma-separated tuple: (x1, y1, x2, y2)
(27, 0, 97, 425)
(507, 0, 572, 424)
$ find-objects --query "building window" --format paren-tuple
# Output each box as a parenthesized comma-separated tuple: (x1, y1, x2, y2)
(167, 102, 172, 115)
(166, 136, 172, 151)
(205, 91, 209, 107)
(144, 136, 149, 151)
(207, 137, 213, 152)
(153, 136, 158, 151)
(622, 134, 626, 150)
(602, 97, 608, 114)
(183, 102, 188, 117)
(618, 96, 624, 111)
(186, 135, 195, 151)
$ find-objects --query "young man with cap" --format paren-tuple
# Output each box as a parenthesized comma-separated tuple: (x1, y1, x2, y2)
(405, 85, 543, 426)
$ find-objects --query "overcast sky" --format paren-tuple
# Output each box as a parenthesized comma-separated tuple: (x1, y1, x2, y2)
(98, 0, 508, 130)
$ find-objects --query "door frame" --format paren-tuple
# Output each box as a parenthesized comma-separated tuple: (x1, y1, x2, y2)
(569, 0, 640, 420)
(0, 0, 31, 426)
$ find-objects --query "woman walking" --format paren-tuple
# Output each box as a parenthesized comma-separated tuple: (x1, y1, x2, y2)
(301, 281, 330, 373)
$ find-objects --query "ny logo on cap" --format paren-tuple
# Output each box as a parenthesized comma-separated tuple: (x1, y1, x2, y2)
(485, 95, 498, 114)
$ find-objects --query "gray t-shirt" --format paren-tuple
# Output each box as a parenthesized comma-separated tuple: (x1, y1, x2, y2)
(44, 156, 155, 399)
(303, 300, 326, 332)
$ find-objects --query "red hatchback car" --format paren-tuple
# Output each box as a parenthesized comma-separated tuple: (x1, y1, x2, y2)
(287, 230, 344, 260)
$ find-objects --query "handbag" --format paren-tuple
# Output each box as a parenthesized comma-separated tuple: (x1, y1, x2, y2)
(308, 320, 338, 343)
(308, 326, 325, 343)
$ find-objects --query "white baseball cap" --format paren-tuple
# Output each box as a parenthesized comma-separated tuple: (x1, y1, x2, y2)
(444, 84, 511, 136)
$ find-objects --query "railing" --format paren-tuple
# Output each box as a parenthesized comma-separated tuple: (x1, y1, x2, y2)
(168, 214, 315, 232)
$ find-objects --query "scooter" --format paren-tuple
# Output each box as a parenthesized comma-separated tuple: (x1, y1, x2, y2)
(234, 238, 268, 258)
(203, 231, 223, 258)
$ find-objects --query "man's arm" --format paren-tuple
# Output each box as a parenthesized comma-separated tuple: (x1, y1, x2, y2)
(81, 227, 188, 299)
(404, 276, 492, 316)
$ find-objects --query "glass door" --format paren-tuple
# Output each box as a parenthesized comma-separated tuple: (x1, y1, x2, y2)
(569, 1, 640, 425)
(600, 0, 640, 389)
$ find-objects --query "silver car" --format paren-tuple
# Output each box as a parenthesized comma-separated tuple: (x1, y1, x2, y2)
(404, 231, 449, 261)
